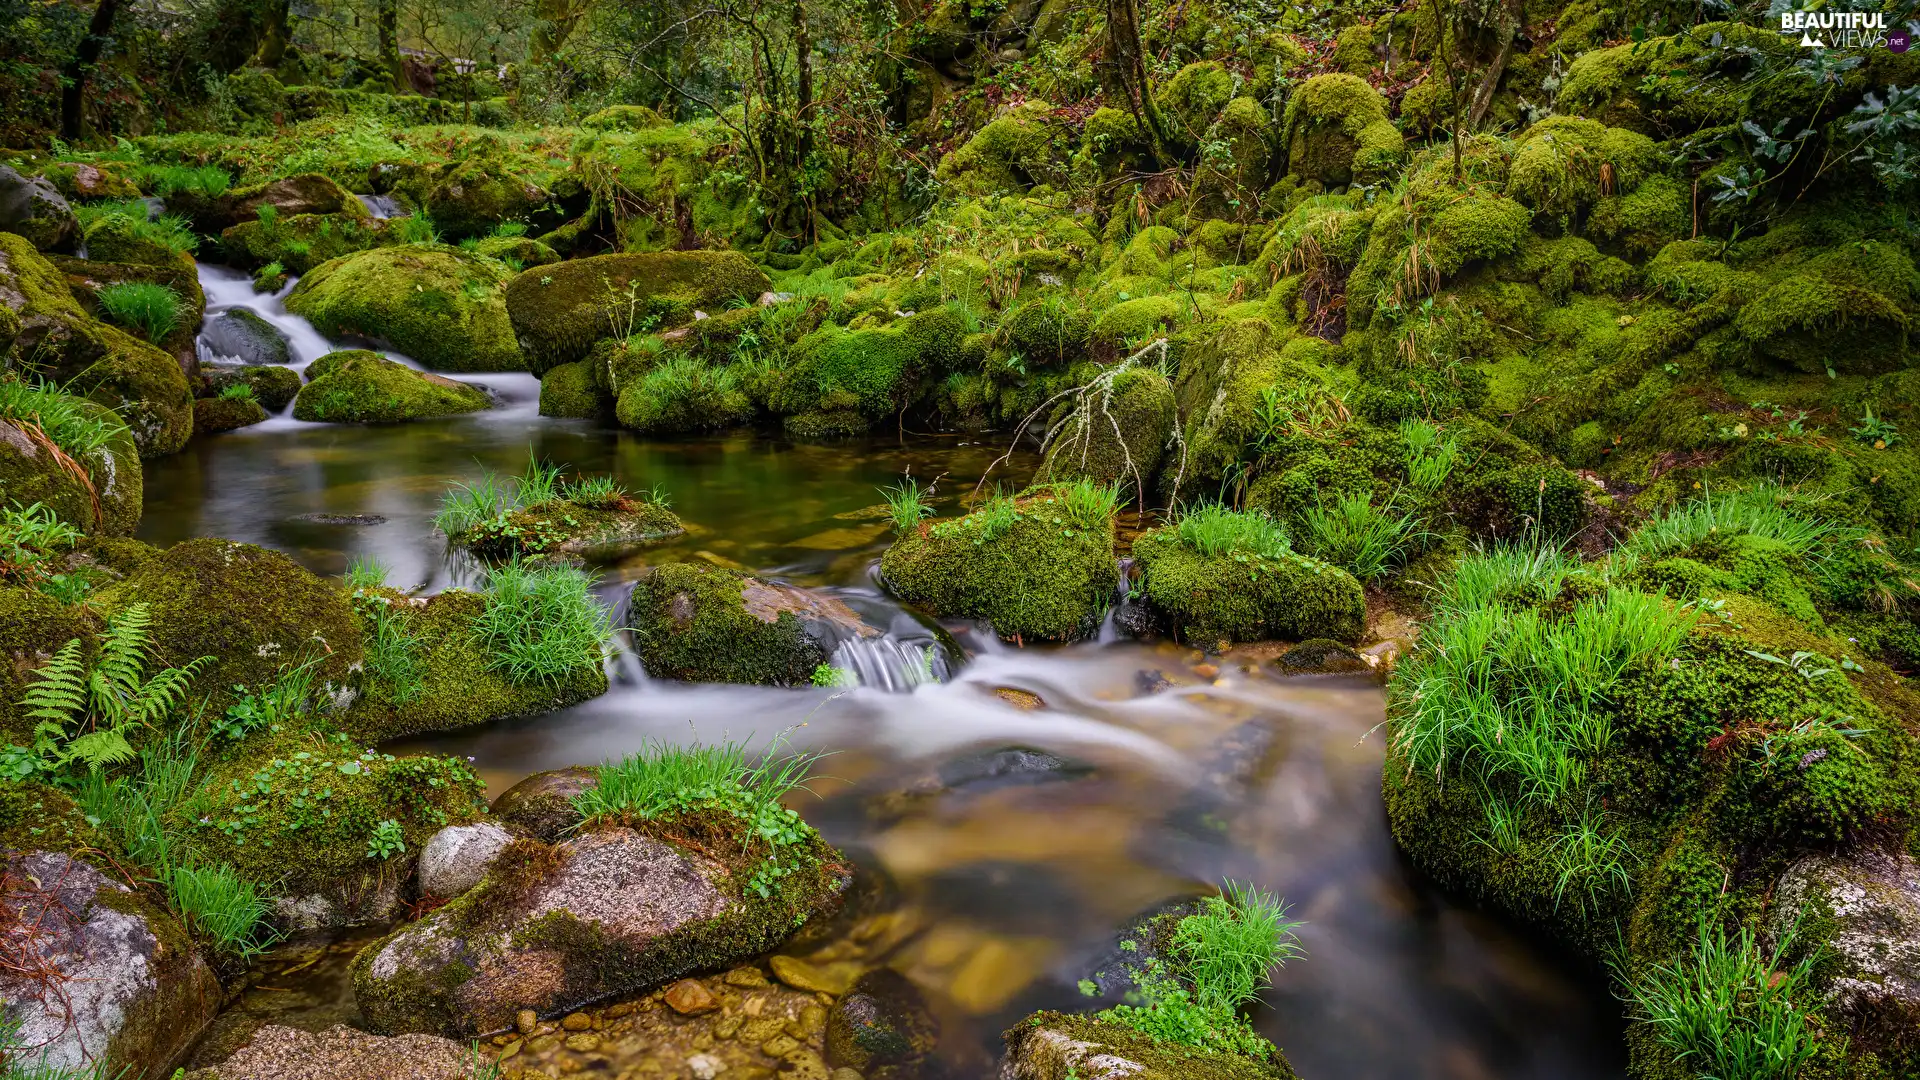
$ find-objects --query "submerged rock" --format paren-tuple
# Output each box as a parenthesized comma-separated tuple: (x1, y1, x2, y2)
(826, 968, 937, 1073)
(292, 350, 492, 424)
(505, 250, 771, 375)
(193, 394, 269, 434)
(285, 246, 522, 372)
(626, 563, 876, 685)
(0, 165, 77, 251)
(182, 1024, 478, 1080)
(1130, 528, 1365, 646)
(1272, 638, 1372, 675)
(0, 851, 219, 1077)
(352, 824, 850, 1035)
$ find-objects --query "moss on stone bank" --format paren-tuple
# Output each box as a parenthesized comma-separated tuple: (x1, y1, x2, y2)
(1131, 528, 1365, 646)
(504, 250, 771, 376)
(293, 350, 492, 424)
(626, 563, 870, 685)
(1003, 1014, 1298, 1080)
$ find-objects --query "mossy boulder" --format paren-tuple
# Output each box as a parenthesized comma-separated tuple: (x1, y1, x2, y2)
(342, 589, 608, 743)
(179, 172, 368, 234)
(446, 496, 683, 561)
(936, 101, 1071, 196)
(615, 359, 755, 434)
(537, 360, 611, 418)
(78, 215, 192, 270)
(0, 586, 98, 744)
(1506, 116, 1662, 220)
(580, 104, 669, 131)
(1130, 528, 1365, 646)
(219, 211, 390, 274)
(504, 251, 771, 375)
(286, 246, 523, 372)
(0, 165, 78, 251)
(626, 563, 876, 685)
(292, 350, 492, 424)
(0, 233, 193, 457)
(773, 308, 966, 426)
(96, 537, 362, 707)
(1735, 241, 1914, 375)
(469, 234, 559, 267)
(204, 364, 301, 410)
(1280, 73, 1402, 186)
(422, 156, 552, 239)
(0, 405, 142, 536)
(880, 486, 1118, 642)
(178, 723, 487, 927)
(193, 394, 269, 434)
(1155, 62, 1236, 144)
(1002, 1013, 1297, 1080)
(352, 821, 850, 1035)
(1037, 368, 1176, 489)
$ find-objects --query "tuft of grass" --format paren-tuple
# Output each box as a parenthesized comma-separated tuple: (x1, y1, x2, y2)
(1622, 914, 1821, 1080)
(1445, 540, 1582, 612)
(470, 561, 611, 685)
(561, 474, 627, 509)
(393, 214, 441, 245)
(215, 381, 256, 402)
(1172, 881, 1306, 1013)
(164, 862, 280, 959)
(345, 555, 388, 591)
(1547, 800, 1637, 915)
(490, 221, 529, 238)
(1297, 491, 1428, 581)
(1399, 418, 1459, 493)
(1623, 485, 1856, 562)
(1057, 478, 1121, 530)
(435, 470, 515, 537)
(74, 200, 199, 254)
(516, 455, 564, 507)
(142, 163, 231, 199)
(880, 477, 933, 533)
(0, 377, 122, 462)
(1173, 502, 1291, 559)
(362, 601, 423, 704)
(94, 282, 182, 343)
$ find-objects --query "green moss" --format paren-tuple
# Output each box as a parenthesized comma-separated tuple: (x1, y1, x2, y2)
(1038, 368, 1176, 489)
(1004, 297, 1093, 365)
(0, 398, 142, 536)
(80, 215, 193, 270)
(503, 250, 771, 375)
(342, 589, 608, 742)
(880, 486, 1117, 642)
(538, 360, 610, 418)
(1506, 116, 1661, 220)
(0, 781, 103, 855)
(450, 496, 683, 561)
(285, 245, 523, 372)
(1280, 74, 1401, 186)
(96, 536, 363, 706)
(936, 102, 1071, 196)
(193, 394, 269, 433)
(292, 350, 492, 424)
(776, 323, 925, 421)
(625, 562, 847, 685)
(1735, 241, 1913, 375)
(205, 364, 301, 411)
(1093, 295, 1184, 348)
(614, 358, 754, 434)
(469, 235, 559, 267)
(580, 104, 669, 131)
(220, 212, 389, 274)
(1130, 527, 1364, 646)
(422, 152, 550, 239)
(1005, 1013, 1298, 1080)
(1156, 62, 1235, 143)
(1588, 175, 1691, 258)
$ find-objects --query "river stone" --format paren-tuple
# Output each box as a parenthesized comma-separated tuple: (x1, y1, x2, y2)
(0, 166, 77, 252)
(181, 1024, 477, 1080)
(352, 825, 850, 1035)
(490, 766, 598, 841)
(625, 563, 877, 686)
(1770, 848, 1920, 1038)
(0, 851, 219, 1076)
(205, 365, 302, 411)
(826, 968, 936, 1072)
(417, 821, 513, 899)
(1272, 638, 1372, 676)
(292, 350, 492, 424)
(200, 308, 291, 366)
(194, 395, 268, 434)
(1002, 1015, 1298, 1080)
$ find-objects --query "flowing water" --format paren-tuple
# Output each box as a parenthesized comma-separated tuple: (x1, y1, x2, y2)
(156, 268, 1627, 1079)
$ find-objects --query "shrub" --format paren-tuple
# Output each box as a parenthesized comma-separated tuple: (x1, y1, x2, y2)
(94, 282, 183, 343)
(469, 561, 611, 685)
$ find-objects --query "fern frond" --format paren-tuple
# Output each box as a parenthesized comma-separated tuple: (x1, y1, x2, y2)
(96, 603, 153, 697)
(20, 639, 87, 723)
(63, 728, 136, 770)
(128, 657, 212, 726)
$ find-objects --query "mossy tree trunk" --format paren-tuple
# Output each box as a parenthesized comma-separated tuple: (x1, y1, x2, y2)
(59, 0, 122, 141)
(253, 0, 292, 68)
(1102, 0, 1173, 167)
(377, 0, 402, 89)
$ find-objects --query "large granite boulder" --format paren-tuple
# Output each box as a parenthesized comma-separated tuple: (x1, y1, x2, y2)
(0, 851, 219, 1076)
(417, 822, 513, 899)
(1770, 848, 1920, 1039)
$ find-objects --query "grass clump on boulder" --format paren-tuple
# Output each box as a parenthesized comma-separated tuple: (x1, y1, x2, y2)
(433, 455, 682, 560)
(1132, 504, 1365, 646)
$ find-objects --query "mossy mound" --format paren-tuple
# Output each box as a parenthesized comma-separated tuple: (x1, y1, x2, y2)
(1280, 73, 1402, 186)
(0, 233, 193, 457)
(448, 496, 683, 561)
(1130, 528, 1365, 647)
(341, 589, 608, 742)
(469, 235, 559, 267)
(285, 246, 523, 372)
(177, 172, 367, 233)
(614, 359, 754, 434)
(626, 563, 873, 685)
(537, 360, 610, 418)
(78, 215, 194, 271)
(204, 364, 301, 411)
(419, 154, 551, 239)
(1036, 368, 1176, 489)
(192, 395, 268, 434)
(219, 211, 390, 274)
(879, 486, 1117, 642)
(0, 585, 98, 745)
(772, 307, 967, 427)
(0, 403, 142, 536)
(1003, 1013, 1298, 1080)
(503, 251, 771, 375)
(292, 350, 492, 424)
(936, 101, 1071, 196)
(96, 537, 362, 708)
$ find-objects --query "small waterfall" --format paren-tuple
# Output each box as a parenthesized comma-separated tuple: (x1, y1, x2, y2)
(356, 194, 406, 219)
(830, 636, 950, 692)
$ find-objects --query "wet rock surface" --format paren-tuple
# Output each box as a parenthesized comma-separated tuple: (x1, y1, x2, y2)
(182, 1023, 480, 1080)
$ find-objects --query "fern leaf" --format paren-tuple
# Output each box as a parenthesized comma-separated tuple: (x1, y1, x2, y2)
(96, 603, 152, 698)
(63, 729, 135, 770)
(20, 639, 87, 723)
(129, 659, 211, 726)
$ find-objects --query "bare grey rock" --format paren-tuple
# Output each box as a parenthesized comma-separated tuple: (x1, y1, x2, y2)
(1771, 848, 1920, 1036)
(0, 167, 77, 252)
(418, 822, 513, 899)
(0, 851, 218, 1076)
(182, 1024, 477, 1080)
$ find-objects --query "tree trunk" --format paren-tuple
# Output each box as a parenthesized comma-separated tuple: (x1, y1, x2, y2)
(1104, 0, 1171, 166)
(254, 0, 292, 68)
(60, 0, 122, 142)
(1466, 0, 1522, 130)
(793, 0, 814, 241)
(377, 0, 402, 88)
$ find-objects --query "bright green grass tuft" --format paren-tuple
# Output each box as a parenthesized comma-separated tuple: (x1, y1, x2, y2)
(164, 862, 280, 959)
(0, 377, 123, 461)
(1173, 502, 1291, 559)
(469, 560, 611, 685)
(1622, 914, 1821, 1080)
(1622, 484, 1857, 562)
(880, 477, 933, 533)
(142, 163, 231, 199)
(1297, 491, 1428, 581)
(94, 282, 182, 343)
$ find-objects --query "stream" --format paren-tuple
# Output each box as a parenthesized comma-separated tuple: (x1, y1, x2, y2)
(148, 264, 1628, 1079)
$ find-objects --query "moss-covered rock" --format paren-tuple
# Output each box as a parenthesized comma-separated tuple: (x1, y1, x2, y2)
(879, 486, 1117, 642)
(193, 394, 268, 434)
(292, 350, 492, 424)
(615, 358, 754, 434)
(285, 246, 523, 372)
(469, 234, 558, 267)
(179, 172, 367, 234)
(1002, 1014, 1297, 1080)
(626, 563, 875, 685)
(421, 155, 552, 239)
(0, 165, 78, 251)
(79, 214, 192, 270)
(445, 495, 683, 561)
(1735, 241, 1913, 375)
(204, 364, 301, 411)
(198, 307, 289, 367)
(937, 101, 1071, 196)
(352, 820, 850, 1035)
(341, 589, 608, 743)
(1130, 527, 1365, 646)
(219, 211, 390, 274)
(96, 537, 362, 707)
(1036, 368, 1176, 489)
(0, 404, 142, 536)
(537, 360, 611, 418)
(1280, 74, 1402, 185)
(504, 251, 771, 375)
(0, 233, 193, 457)
(0, 586, 97, 745)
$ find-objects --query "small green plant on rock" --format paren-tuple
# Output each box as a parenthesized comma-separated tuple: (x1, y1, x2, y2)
(0, 502, 82, 588)
(94, 282, 182, 344)
(163, 862, 278, 960)
(216, 382, 256, 402)
(1622, 914, 1821, 1080)
(214, 656, 322, 742)
(19, 603, 211, 772)
(470, 560, 612, 686)
(366, 817, 406, 859)
(1298, 490, 1429, 582)
(1847, 405, 1901, 449)
(880, 477, 934, 533)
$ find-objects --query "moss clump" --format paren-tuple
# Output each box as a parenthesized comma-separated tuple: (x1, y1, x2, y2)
(0, 233, 193, 458)
(285, 245, 523, 372)
(79, 215, 194, 270)
(626, 562, 866, 685)
(1130, 527, 1365, 646)
(1155, 62, 1236, 143)
(420, 154, 551, 240)
(192, 394, 268, 434)
(936, 101, 1071, 196)
(880, 485, 1117, 642)
(179, 172, 367, 233)
(538, 360, 611, 418)
(1280, 74, 1402, 185)
(342, 589, 608, 742)
(204, 364, 301, 411)
(0, 585, 97, 744)
(1506, 116, 1661, 220)
(292, 350, 492, 424)
(0, 780, 102, 855)
(1004, 298, 1093, 366)
(503, 251, 771, 375)
(615, 357, 754, 434)
(449, 496, 683, 561)
(775, 322, 926, 424)
(96, 536, 363, 707)
(469, 235, 559, 267)
(1004, 1014, 1298, 1080)
(1037, 368, 1176, 489)
(1735, 241, 1913, 375)
(219, 211, 389, 274)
